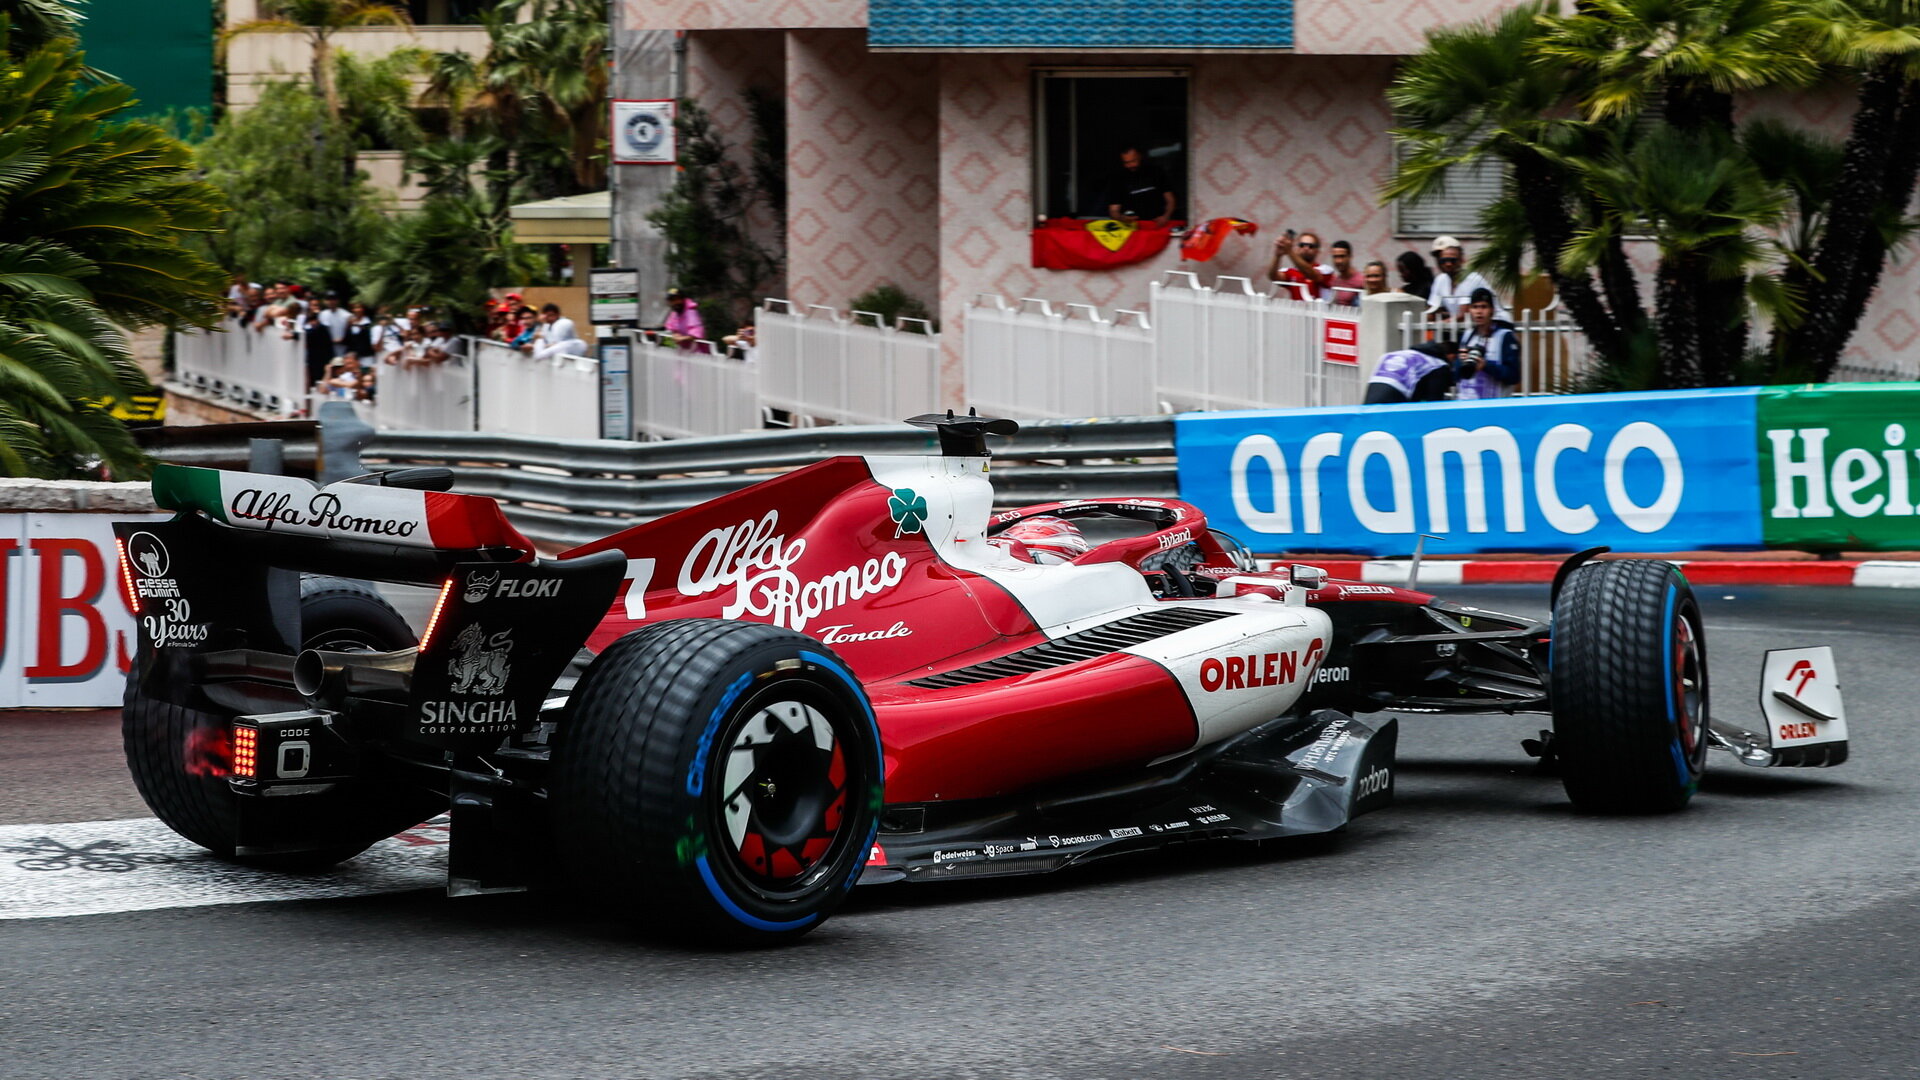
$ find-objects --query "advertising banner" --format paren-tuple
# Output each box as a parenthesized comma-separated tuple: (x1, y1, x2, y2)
(1177, 389, 1765, 555)
(1759, 382, 1920, 551)
(2, 512, 165, 707)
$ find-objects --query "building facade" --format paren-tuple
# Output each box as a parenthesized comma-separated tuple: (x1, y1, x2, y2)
(614, 1, 1920, 400)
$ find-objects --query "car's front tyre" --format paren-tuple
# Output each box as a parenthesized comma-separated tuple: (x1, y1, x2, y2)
(1550, 559, 1709, 813)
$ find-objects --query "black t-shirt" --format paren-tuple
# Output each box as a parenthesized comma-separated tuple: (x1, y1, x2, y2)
(1105, 164, 1173, 220)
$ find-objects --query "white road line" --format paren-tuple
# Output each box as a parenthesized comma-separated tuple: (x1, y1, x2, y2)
(0, 817, 449, 921)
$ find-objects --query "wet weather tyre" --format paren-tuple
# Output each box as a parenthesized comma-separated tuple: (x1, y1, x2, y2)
(550, 620, 884, 946)
(122, 581, 437, 869)
(1550, 559, 1709, 814)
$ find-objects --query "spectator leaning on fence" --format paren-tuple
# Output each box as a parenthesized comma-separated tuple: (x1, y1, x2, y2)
(525, 302, 589, 360)
(665, 287, 706, 350)
(1326, 241, 1366, 306)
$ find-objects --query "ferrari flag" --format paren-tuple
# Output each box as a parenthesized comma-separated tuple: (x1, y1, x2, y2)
(1032, 219, 1179, 271)
(1180, 218, 1260, 262)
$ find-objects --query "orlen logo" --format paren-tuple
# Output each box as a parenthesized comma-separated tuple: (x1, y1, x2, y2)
(1199, 637, 1324, 692)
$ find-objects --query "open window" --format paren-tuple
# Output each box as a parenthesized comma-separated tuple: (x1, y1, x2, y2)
(1035, 70, 1189, 221)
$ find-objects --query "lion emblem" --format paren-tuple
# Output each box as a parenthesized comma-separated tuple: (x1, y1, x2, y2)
(448, 623, 513, 695)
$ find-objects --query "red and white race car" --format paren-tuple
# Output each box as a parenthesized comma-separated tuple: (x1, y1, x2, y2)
(117, 412, 1847, 943)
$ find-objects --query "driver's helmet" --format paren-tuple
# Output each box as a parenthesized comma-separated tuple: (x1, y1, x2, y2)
(993, 515, 1089, 564)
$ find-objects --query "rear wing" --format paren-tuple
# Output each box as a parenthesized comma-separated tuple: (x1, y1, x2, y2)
(152, 464, 536, 562)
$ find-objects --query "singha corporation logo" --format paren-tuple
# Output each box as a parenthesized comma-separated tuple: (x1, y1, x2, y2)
(448, 623, 513, 695)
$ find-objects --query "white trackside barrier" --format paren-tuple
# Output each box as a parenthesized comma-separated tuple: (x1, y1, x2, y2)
(474, 338, 599, 438)
(1151, 273, 1365, 412)
(371, 354, 476, 432)
(757, 301, 942, 426)
(629, 330, 761, 440)
(1396, 303, 1595, 395)
(964, 296, 1156, 421)
(173, 322, 310, 415)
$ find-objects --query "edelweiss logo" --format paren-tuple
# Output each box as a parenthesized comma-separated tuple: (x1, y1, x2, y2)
(678, 511, 907, 631)
(448, 624, 513, 694)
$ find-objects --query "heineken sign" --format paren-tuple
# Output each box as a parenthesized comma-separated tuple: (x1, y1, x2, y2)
(1760, 384, 1920, 550)
(1176, 382, 1920, 555)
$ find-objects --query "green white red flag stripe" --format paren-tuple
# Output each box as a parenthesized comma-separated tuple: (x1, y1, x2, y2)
(151, 464, 530, 552)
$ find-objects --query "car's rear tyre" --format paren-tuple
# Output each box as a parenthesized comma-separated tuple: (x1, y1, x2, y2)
(123, 578, 439, 869)
(550, 619, 883, 946)
(1550, 559, 1709, 813)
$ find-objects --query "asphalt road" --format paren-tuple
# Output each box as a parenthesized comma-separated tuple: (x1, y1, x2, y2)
(2, 585, 1916, 1080)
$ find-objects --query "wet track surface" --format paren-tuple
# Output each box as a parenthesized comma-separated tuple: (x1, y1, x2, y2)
(2, 585, 1916, 1079)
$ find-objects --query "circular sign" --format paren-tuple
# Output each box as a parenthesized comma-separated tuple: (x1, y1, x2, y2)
(126, 531, 170, 579)
(621, 109, 668, 157)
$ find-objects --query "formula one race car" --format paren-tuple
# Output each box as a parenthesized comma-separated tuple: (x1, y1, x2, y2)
(116, 412, 1848, 943)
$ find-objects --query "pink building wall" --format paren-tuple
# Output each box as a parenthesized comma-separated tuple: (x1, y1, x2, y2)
(685, 29, 787, 289)
(782, 30, 941, 315)
(624, 0, 865, 31)
(935, 53, 1403, 392)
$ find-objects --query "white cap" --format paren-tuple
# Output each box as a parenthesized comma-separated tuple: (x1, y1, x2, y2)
(1431, 235, 1462, 252)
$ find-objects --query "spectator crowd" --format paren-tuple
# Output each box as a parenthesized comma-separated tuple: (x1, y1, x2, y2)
(221, 277, 604, 406)
(1257, 229, 1524, 402)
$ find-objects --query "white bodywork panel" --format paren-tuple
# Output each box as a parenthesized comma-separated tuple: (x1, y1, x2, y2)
(1759, 646, 1847, 748)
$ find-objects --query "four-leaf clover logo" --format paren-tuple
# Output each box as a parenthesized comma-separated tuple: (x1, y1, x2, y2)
(888, 488, 929, 536)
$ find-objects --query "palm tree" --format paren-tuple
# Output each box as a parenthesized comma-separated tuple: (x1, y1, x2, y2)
(1386, 3, 1643, 367)
(1564, 124, 1788, 386)
(1772, 0, 1920, 376)
(220, 0, 412, 120)
(0, 34, 227, 476)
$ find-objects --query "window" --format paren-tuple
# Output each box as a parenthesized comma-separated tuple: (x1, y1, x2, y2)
(1392, 149, 1503, 238)
(1036, 70, 1188, 221)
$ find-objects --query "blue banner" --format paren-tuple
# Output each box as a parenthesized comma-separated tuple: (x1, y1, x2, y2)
(1176, 389, 1765, 555)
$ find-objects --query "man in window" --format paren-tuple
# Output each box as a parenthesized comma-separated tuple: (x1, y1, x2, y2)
(1104, 146, 1175, 227)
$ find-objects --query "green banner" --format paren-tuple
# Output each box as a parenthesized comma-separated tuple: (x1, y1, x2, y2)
(1758, 382, 1920, 551)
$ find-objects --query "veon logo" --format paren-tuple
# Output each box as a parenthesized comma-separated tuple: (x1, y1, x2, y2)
(1356, 766, 1391, 799)
(1312, 665, 1350, 686)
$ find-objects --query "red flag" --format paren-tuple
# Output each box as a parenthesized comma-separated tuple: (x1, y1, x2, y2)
(1031, 218, 1179, 271)
(1180, 217, 1260, 262)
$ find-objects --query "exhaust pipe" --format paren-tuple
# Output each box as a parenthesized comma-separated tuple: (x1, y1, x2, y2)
(293, 647, 418, 707)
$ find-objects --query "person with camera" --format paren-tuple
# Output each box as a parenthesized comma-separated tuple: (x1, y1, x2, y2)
(1455, 287, 1521, 399)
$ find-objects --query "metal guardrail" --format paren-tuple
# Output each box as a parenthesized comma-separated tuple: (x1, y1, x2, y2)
(362, 417, 1175, 549)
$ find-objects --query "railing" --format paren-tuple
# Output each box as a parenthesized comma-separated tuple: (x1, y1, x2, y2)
(629, 329, 761, 440)
(756, 301, 942, 426)
(472, 338, 599, 439)
(1832, 358, 1920, 383)
(1151, 273, 1365, 411)
(361, 416, 1176, 549)
(1396, 304, 1594, 394)
(371, 352, 476, 432)
(965, 296, 1156, 420)
(173, 321, 310, 416)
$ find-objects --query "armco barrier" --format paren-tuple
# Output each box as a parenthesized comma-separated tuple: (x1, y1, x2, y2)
(1178, 383, 1920, 556)
(363, 417, 1176, 549)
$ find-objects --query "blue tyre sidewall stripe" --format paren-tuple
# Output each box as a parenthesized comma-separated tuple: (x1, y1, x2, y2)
(1661, 581, 1698, 789)
(695, 648, 884, 930)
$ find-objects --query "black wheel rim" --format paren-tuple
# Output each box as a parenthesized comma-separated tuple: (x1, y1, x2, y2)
(708, 679, 863, 900)
(1673, 612, 1706, 771)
